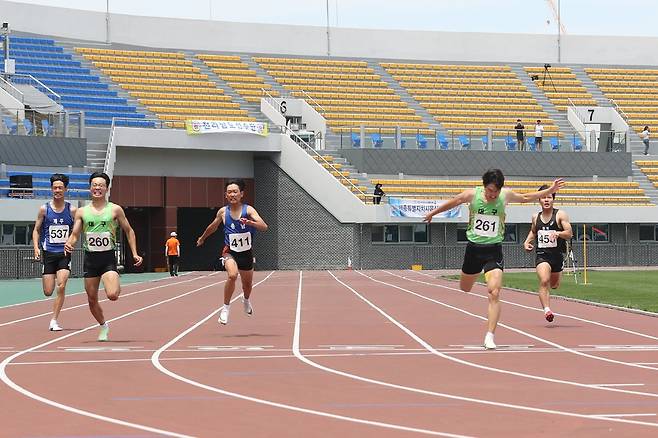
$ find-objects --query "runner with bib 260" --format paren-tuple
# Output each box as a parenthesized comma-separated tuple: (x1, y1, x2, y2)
(197, 179, 268, 326)
(65, 172, 143, 341)
(424, 169, 564, 350)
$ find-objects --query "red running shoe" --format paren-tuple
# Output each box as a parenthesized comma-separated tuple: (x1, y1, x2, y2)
(545, 311, 555, 322)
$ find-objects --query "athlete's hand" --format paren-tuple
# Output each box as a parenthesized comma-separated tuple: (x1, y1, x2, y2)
(64, 242, 74, 255)
(33, 248, 40, 261)
(196, 237, 205, 247)
(550, 178, 565, 193)
(132, 254, 143, 267)
(239, 217, 253, 226)
(523, 241, 534, 252)
(423, 212, 433, 223)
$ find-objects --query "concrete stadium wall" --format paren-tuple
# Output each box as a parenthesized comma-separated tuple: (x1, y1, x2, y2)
(4, 1, 658, 66)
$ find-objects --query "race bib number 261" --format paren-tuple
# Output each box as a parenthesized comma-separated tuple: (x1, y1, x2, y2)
(473, 214, 500, 238)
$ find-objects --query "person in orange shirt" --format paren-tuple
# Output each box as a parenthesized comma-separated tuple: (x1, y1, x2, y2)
(165, 232, 180, 276)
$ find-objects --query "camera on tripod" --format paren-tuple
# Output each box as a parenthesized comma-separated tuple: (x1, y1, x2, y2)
(544, 63, 551, 69)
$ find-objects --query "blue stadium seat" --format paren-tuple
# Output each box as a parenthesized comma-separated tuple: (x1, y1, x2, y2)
(572, 137, 583, 152)
(23, 119, 34, 135)
(505, 136, 516, 151)
(41, 119, 52, 136)
(458, 135, 470, 150)
(481, 136, 488, 149)
(2, 116, 18, 135)
(550, 137, 560, 151)
(416, 134, 428, 149)
(351, 132, 361, 148)
(527, 137, 537, 151)
(437, 134, 449, 150)
(400, 138, 406, 149)
(371, 133, 383, 148)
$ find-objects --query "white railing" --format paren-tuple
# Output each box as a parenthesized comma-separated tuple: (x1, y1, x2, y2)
(609, 98, 630, 124)
(9, 73, 61, 104)
(299, 89, 326, 113)
(0, 76, 24, 104)
(282, 124, 368, 200)
(103, 118, 118, 197)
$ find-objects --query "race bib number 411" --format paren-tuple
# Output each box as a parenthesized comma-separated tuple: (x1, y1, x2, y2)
(473, 214, 500, 238)
(229, 232, 252, 253)
(86, 231, 113, 252)
(49, 225, 69, 244)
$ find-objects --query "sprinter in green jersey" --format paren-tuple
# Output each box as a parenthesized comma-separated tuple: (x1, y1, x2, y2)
(424, 169, 564, 350)
(65, 172, 142, 341)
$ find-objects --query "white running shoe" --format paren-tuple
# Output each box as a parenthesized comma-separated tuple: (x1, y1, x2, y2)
(242, 298, 253, 316)
(218, 306, 229, 325)
(98, 323, 109, 342)
(49, 319, 63, 331)
(483, 333, 496, 350)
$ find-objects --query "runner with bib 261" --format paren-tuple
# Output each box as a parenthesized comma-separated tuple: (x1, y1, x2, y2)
(424, 169, 564, 350)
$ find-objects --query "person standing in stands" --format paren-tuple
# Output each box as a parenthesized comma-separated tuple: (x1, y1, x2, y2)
(32, 173, 77, 331)
(423, 169, 564, 350)
(165, 231, 180, 276)
(535, 120, 544, 151)
(373, 183, 385, 205)
(641, 126, 650, 155)
(515, 119, 525, 151)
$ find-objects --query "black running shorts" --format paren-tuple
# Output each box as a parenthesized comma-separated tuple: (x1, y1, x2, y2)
(222, 246, 254, 271)
(536, 253, 564, 273)
(83, 250, 118, 278)
(461, 242, 504, 275)
(42, 250, 71, 275)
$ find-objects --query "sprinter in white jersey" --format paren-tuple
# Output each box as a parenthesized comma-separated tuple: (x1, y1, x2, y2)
(197, 179, 268, 325)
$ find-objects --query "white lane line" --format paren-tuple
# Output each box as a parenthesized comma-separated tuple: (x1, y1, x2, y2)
(0, 272, 196, 310)
(0, 272, 212, 328)
(151, 272, 468, 438)
(383, 270, 658, 374)
(592, 413, 657, 418)
(592, 384, 646, 387)
(326, 271, 658, 428)
(0, 275, 226, 437)
(411, 270, 658, 341)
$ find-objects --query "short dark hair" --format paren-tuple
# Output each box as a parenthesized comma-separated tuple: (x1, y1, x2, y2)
(539, 184, 555, 199)
(89, 171, 111, 187)
(482, 169, 505, 189)
(50, 173, 69, 187)
(225, 179, 245, 192)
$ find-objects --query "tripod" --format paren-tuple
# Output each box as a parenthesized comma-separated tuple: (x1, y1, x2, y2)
(564, 239, 578, 284)
(541, 64, 558, 93)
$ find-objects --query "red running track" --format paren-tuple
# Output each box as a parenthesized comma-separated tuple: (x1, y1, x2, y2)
(1, 270, 658, 437)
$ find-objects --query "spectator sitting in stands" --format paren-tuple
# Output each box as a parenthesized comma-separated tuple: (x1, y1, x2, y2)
(535, 120, 544, 152)
(373, 183, 385, 205)
(515, 119, 525, 151)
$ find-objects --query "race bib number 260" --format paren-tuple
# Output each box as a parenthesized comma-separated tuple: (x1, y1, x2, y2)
(86, 232, 113, 252)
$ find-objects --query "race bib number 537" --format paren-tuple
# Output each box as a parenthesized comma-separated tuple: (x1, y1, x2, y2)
(49, 225, 69, 244)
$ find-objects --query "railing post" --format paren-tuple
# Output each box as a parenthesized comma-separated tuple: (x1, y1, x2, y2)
(63, 112, 70, 138)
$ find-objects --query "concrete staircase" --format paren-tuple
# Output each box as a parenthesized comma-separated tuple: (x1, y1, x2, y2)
(570, 65, 611, 107)
(631, 163, 658, 204)
(316, 150, 374, 197)
(511, 64, 577, 144)
(369, 61, 445, 136)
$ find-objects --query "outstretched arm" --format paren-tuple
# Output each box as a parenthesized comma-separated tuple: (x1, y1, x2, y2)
(505, 178, 565, 204)
(197, 208, 224, 246)
(423, 189, 473, 223)
(115, 205, 143, 267)
(242, 206, 268, 232)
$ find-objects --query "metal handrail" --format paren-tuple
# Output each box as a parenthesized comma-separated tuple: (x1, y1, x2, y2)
(299, 89, 326, 113)
(609, 98, 630, 123)
(0, 76, 24, 104)
(9, 73, 61, 103)
(283, 125, 369, 201)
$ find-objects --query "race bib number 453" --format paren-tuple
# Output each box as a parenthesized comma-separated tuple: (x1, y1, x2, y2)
(86, 232, 113, 252)
(229, 232, 252, 253)
(473, 214, 500, 238)
(48, 225, 69, 244)
(537, 230, 558, 248)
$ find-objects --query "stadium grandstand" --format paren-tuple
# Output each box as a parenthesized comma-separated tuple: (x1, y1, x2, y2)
(0, 1, 658, 277)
